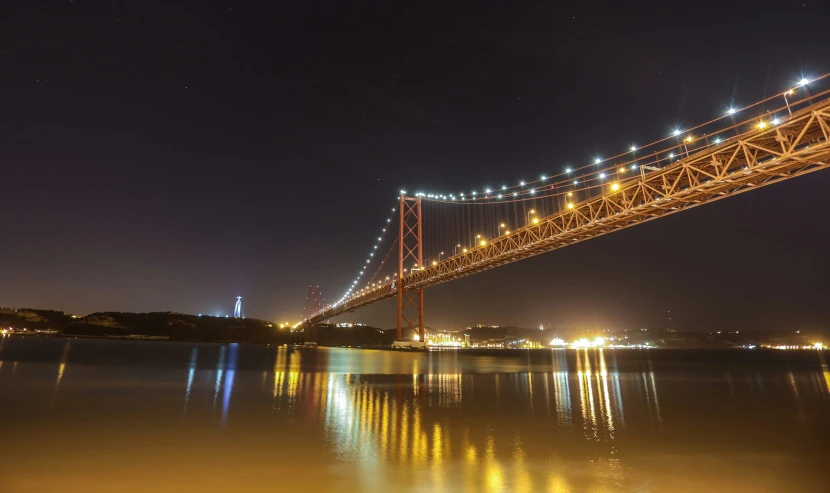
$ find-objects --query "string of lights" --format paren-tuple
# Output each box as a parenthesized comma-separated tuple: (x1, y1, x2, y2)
(334, 203, 399, 306)
(403, 74, 828, 205)
(318, 73, 830, 318)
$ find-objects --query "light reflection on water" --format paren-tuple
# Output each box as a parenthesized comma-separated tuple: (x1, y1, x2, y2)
(0, 338, 829, 492)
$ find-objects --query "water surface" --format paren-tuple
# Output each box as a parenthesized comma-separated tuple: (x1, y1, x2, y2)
(1, 337, 828, 492)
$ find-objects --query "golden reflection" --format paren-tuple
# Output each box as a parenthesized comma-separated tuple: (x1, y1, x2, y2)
(818, 351, 830, 395)
(511, 435, 532, 493)
(577, 350, 598, 440)
(54, 340, 71, 392)
(431, 423, 444, 489)
(598, 349, 615, 437)
(787, 371, 807, 426)
(484, 433, 504, 493)
(303, 357, 635, 491)
(527, 372, 534, 415)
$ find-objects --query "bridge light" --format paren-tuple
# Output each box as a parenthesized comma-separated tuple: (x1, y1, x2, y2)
(619, 167, 625, 173)
(594, 158, 601, 164)
(513, 192, 518, 197)
(485, 188, 491, 194)
(565, 167, 572, 173)
(684, 136, 692, 143)
(599, 173, 606, 179)
(532, 218, 539, 224)
(757, 121, 767, 129)
(673, 129, 681, 136)
(497, 194, 503, 199)
(669, 153, 674, 158)
(611, 183, 620, 191)
(541, 175, 546, 180)
(480, 240, 487, 246)
(631, 164, 637, 170)
(529, 210, 535, 214)
(714, 138, 721, 144)
(567, 192, 573, 196)
(567, 203, 574, 209)
(505, 230, 510, 234)
(630, 145, 636, 151)
(799, 78, 809, 86)
(530, 189, 536, 194)
(463, 248, 468, 253)
(432, 261, 437, 266)
(573, 180, 578, 185)
(773, 118, 780, 125)
(727, 108, 736, 115)
(787, 89, 795, 95)
(502, 185, 507, 190)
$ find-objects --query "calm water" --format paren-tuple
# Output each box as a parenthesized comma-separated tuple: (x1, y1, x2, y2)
(1, 337, 829, 492)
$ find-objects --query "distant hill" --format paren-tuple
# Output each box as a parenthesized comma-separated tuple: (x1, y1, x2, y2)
(0, 307, 395, 346)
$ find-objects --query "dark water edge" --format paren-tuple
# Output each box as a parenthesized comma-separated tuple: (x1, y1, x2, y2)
(0, 335, 827, 372)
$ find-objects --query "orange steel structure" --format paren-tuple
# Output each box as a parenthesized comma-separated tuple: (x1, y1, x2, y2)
(397, 195, 424, 340)
(297, 95, 830, 331)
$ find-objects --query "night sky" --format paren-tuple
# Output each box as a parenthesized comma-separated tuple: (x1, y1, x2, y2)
(2, 1, 829, 332)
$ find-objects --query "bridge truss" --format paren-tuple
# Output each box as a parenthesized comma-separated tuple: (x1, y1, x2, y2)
(299, 90, 830, 333)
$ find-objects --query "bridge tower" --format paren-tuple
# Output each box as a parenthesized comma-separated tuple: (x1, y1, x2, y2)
(397, 194, 424, 341)
(305, 286, 322, 342)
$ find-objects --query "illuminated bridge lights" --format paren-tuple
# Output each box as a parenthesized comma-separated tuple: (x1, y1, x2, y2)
(302, 78, 830, 328)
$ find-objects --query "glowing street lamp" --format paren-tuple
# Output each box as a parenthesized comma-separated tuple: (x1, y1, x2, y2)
(454, 244, 462, 255)
(497, 223, 507, 237)
(526, 209, 537, 224)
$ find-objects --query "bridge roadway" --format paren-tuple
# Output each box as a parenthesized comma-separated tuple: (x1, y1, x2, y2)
(299, 96, 830, 329)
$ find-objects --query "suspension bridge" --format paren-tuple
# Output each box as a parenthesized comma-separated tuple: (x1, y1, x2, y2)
(299, 75, 830, 341)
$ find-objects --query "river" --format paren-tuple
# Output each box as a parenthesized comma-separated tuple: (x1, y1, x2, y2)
(0, 336, 828, 492)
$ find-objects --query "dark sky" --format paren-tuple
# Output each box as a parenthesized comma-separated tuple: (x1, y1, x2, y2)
(2, 0, 829, 332)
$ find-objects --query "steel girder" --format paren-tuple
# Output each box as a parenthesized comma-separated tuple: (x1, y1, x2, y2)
(300, 97, 830, 328)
